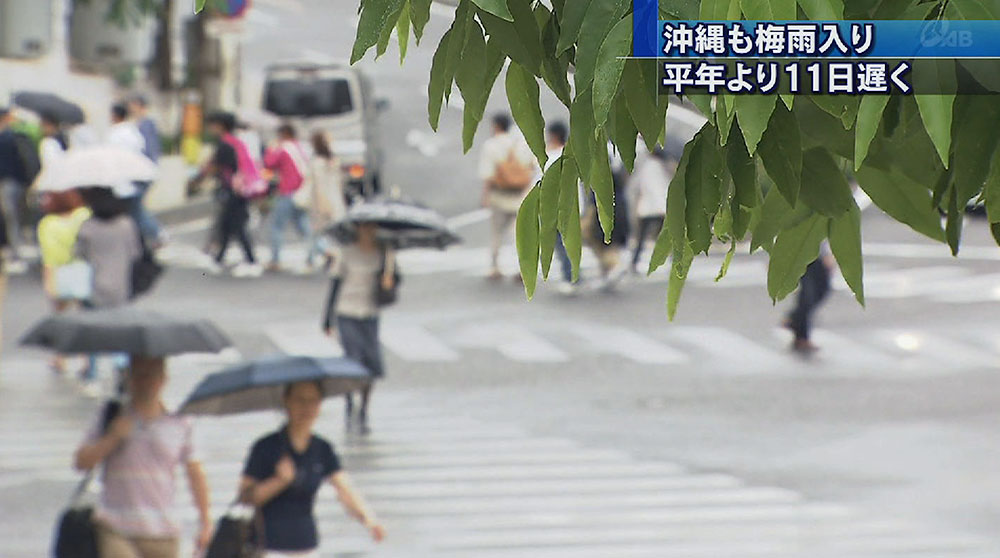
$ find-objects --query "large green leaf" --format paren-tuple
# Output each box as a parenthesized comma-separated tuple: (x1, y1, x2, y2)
(767, 213, 828, 302)
(610, 96, 638, 173)
(555, 0, 594, 54)
(757, 103, 802, 207)
(557, 153, 583, 281)
(854, 95, 890, 171)
(623, 60, 663, 152)
(797, 0, 844, 18)
(516, 185, 541, 299)
(667, 140, 694, 254)
(828, 202, 864, 305)
(796, 98, 853, 160)
(471, 0, 513, 21)
(741, 0, 797, 19)
(396, 0, 411, 62)
(946, 186, 963, 256)
(539, 159, 563, 279)
(734, 95, 776, 156)
(479, 7, 541, 75)
(717, 96, 735, 147)
(701, 0, 742, 18)
(508, 0, 545, 76)
(689, 125, 725, 217)
(589, 130, 615, 243)
(951, 97, 1000, 205)
(648, 219, 673, 275)
(592, 17, 631, 132)
(727, 131, 757, 208)
(427, 29, 453, 131)
(352, 0, 406, 64)
(810, 95, 859, 130)
(569, 87, 596, 181)
(195, 0, 207, 12)
(410, 0, 432, 44)
(946, 0, 1000, 19)
(914, 61, 956, 168)
(800, 148, 853, 217)
(456, 21, 488, 152)
(986, 145, 1000, 224)
(856, 165, 946, 242)
(751, 185, 793, 253)
(667, 243, 695, 320)
(573, 0, 630, 92)
(375, 2, 403, 59)
(684, 130, 715, 255)
(539, 11, 572, 108)
(505, 62, 548, 168)
(661, 0, 701, 18)
(462, 38, 506, 151)
(443, 2, 473, 102)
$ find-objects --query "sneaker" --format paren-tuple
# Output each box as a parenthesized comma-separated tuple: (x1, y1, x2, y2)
(235, 263, 263, 278)
(203, 261, 225, 276)
(486, 269, 503, 281)
(556, 282, 579, 296)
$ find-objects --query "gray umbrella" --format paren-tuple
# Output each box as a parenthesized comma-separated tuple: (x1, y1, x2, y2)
(13, 91, 85, 125)
(179, 355, 370, 416)
(20, 308, 232, 357)
(328, 199, 461, 250)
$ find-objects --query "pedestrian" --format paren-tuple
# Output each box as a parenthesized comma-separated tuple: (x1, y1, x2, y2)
(628, 146, 673, 274)
(478, 113, 537, 281)
(193, 112, 262, 277)
(127, 95, 166, 248)
(535, 121, 580, 295)
(108, 103, 145, 155)
(74, 356, 214, 557)
(39, 111, 69, 167)
(239, 380, 385, 557)
(308, 131, 347, 269)
(37, 188, 91, 374)
(582, 145, 631, 291)
(784, 241, 836, 354)
(264, 124, 315, 271)
(76, 187, 141, 395)
(322, 221, 393, 435)
(0, 107, 35, 268)
(0, 206, 8, 358)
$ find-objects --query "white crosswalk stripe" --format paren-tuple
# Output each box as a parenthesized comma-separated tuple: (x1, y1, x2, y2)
(2, 358, 993, 558)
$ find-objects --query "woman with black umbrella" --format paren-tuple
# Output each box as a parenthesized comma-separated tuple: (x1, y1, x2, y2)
(322, 221, 394, 435)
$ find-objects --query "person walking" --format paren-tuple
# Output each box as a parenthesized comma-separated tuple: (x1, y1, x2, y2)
(194, 112, 261, 277)
(308, 131, 347, 268)
(628, 146, 673, 274)
(785, 241, 836, 354)
(322, 222, 393, 435)
(0, 107, 34, 268)
(127, 95, 166, 247)
(264, 124, 315, 271)
(478, 113, 537, 281)
(239, 380, 385, 557)
(582, 145, 631, 291)
(37, 189, 91, 374)
(74, 356, 213, 557)
(108, 103, 145, 155)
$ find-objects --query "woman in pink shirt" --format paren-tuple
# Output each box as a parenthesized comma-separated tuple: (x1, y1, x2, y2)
(264, 124, 315, 272)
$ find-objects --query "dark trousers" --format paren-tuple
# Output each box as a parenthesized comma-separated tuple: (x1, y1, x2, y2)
(631, 215, 664, 269)
(215, 195, 256, 264)
(788, 260, 831, 341)
(555, 233, 575, 283)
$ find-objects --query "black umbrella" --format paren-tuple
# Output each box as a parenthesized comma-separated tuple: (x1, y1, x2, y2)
(13, 91, 85, 125)
(178, 355, 370, 416)
(21, 308, 232, 357)
(328, 199, 461, 250)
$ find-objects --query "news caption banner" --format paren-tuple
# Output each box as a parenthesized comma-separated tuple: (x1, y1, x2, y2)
(630, 3, 1000, 96)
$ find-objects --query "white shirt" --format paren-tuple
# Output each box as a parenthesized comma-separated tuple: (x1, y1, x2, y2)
(477, 131, 535, 181)
(108, 121, 146, 155)
(632, 157, 672, 218)
(39, 137, 66, 169)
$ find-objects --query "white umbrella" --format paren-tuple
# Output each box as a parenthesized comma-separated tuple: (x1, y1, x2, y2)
(36, 145, 157, 194)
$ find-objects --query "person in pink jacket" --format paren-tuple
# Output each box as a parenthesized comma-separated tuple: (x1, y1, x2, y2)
(264, 124, 315, 272)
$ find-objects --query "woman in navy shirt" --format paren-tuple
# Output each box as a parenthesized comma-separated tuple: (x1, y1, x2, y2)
(239, 381, 385, 556)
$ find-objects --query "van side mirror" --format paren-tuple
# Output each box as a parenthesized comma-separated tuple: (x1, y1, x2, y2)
(375, 98, 390, 113)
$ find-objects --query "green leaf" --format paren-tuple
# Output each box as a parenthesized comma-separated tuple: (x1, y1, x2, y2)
(516, 185, 541, 299)
(443, 2, 473, 101)
(946, 0, 1000, 19)
(716, 240, 736, 282)
(592, 17, 631, 132)
(569, 87, 596, 181)
(741, 0, 797, 19)
(727, 131, 757, 208)
(661, 0, 701, 19)
(796, 98, 854, 160)
(505, 62, 548, 169)
(715, 196, 734, 241)
(951, 97, 1000, 205)
(914, 62, 956, 168)
(687, 93, 714, 120)
(667, 243, 695, 320)
(717, 96, 735, 147)
(828, 201, 864, 305)
(701, 0, 741, 18)
(538, 159, 563, 279)
(800, 148, 854, 217)
(462, 38, 506, 151)
(992, 222, 1000, 247)
(471, 0, 514, 21)
(734, 95, 776, 156)
(946, 186, 962, 256)
(985, 144, 1000, 224)
(667, 140, 693, 254)
(352, 0, 405, 64)
(589, 130, 615, 243)
(456, 21, 488, 152)
(767, 213, 828, 302)
(758, 103, 802, 207)
(624, 61, 664, 152)
(376, 4, 402, 59)
(539, 12, 572, 108)
(396, 1, 411, 62)
(810, 95, 859, 130)
(689, 125, 725, 218)
(610, 96, 638, 173)
(195, 0, 207, 12)
(573, 0, 630, 93)
(558, 153, 583, 281)
(751, 186, 793, 253)
(427, 29, 453, 131)
(508, 0, 545, 76)
(555, 0, 593, 54)
(479, 7, 541, 75)
(856, 165, 946, 242)
(410, 0, 432, 44)
(854, 95, 890, 171)
(733, 203, 759, 241)
(648, 219, 673, 275)
(797, 0, 844, 19)
(684, 130, 715, 255)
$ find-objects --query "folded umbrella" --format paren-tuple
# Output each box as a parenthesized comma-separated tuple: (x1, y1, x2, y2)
(21, 308, 233, 357)
(36, 145, 156, 193)
(178, 355, 370, 416)
(13, 91, 85, 125)
(328, 198, 461, 250)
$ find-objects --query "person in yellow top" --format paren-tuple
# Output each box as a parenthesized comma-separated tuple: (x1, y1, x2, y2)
(37, 189, 91, 374)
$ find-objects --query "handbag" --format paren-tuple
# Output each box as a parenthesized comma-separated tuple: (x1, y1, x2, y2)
(52, 401, 121, 558)
(130, 233, 163, 300)
(374, 249, 401, 307)
(53, 261, 93, 301)
(206, 486, 265, 558)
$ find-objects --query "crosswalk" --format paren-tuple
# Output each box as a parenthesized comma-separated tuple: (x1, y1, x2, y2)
(265, 316, 999, 376)
(0, 356, 995, 558)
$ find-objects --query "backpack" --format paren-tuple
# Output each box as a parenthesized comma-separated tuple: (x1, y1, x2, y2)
(493, 148, 534, 191)
(12, 132, 40, 185)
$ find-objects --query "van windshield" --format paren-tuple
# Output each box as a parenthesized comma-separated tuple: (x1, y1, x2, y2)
(264, 78, 353, 117)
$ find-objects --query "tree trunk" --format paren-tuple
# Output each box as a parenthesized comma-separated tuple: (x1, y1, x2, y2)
(150, 0, 174, 90)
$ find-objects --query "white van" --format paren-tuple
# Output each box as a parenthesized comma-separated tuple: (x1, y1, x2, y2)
(262, 62, 387, 198)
